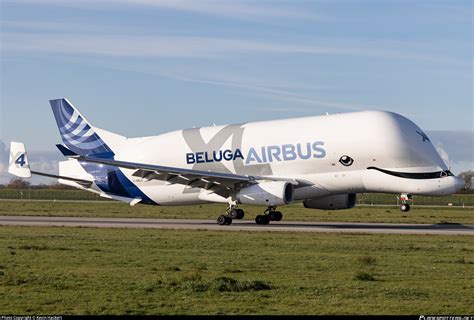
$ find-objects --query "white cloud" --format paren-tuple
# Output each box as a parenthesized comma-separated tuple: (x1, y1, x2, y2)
(90, 66, 372, 111)
(4, 0, 320, 21)
(2, 31, 467, 67)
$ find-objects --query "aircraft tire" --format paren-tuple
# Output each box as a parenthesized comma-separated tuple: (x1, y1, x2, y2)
(255, 215, 270, 225)
(400, 204, 410, 212)
(229, 210, 239, 219)
(268, 211, 276, 221)
(273, 211, 283, 221)
(217, 215, 227, 225)
(224, 216, 233, 225)
(235, 209, 245, 220)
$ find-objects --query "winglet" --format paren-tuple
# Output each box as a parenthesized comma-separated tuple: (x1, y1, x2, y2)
(8, 142, 32, 178)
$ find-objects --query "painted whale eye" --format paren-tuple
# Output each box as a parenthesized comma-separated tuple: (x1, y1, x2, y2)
(339, 155, 354, 166)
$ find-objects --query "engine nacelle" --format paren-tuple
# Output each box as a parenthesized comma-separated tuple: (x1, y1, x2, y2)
(303, 193, 356, 210)
(237, 181, 293, 206)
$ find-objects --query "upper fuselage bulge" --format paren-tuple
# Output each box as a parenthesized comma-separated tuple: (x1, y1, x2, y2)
(114, 110, 463, 203)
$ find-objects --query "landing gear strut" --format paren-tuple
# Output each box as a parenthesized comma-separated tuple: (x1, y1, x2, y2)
(255, 206, 283, 225)
(399, 193, 412, 212)
(217, 205, 245, 225)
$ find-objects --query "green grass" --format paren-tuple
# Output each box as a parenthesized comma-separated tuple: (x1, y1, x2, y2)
(0, 226, 473, 315)
(0, 200, 473, 224)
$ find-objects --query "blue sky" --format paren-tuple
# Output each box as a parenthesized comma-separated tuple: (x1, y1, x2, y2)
(0, 0, 472, 183)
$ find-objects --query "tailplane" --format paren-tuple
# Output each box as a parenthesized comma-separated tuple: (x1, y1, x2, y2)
(8, 141, 93, 187)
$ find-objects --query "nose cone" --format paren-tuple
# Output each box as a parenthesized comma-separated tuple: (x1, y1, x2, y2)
(454, 176, 465, 193)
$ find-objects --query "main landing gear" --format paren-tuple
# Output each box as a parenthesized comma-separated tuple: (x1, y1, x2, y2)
(255, 206, 283, 225)
(399, 193, 412, 212)
(216, 205, 284, 225)
(217, 205, 245, 225)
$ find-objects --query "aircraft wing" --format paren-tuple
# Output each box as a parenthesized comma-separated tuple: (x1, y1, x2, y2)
(77, 155, 311, 196)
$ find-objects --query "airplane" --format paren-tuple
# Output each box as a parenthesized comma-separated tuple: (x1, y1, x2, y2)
(8, 98, 464, 225)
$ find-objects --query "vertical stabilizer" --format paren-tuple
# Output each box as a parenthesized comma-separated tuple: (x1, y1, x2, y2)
(50, 98, 119, 157)
(8, 142, 31, 178)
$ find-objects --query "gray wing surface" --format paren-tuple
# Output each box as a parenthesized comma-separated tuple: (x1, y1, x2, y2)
(78, 155, 312, 197)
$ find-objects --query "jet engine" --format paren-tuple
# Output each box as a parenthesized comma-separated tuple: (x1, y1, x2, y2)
(236, 181, 293, 206)
(303, 193, 356, 210)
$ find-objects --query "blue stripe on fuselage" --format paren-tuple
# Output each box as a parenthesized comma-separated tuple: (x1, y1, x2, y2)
(80, 162, 155, 205)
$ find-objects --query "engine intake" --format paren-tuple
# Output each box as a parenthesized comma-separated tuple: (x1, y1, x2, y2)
(303, 193, 356, 210)
(237, 181, 293, 206)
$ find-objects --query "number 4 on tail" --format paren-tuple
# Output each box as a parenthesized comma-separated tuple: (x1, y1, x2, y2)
(15, 154, 26, 167)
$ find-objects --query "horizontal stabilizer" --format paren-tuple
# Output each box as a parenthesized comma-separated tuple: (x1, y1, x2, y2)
(9, 141, 92, 187)
(35, 171, 93, 188)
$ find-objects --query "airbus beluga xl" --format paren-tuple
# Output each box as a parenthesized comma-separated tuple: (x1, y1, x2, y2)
(8, 99, 464, 225)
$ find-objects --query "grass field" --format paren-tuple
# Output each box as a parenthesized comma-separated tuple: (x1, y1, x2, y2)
(0, 226, 473, 315)
(1, 200, 473, 224)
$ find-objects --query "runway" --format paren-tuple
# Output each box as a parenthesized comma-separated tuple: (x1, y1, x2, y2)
(0, 215, 473, 235)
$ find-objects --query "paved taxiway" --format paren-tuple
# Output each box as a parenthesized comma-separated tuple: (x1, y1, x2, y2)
(0, 216, 472, 235)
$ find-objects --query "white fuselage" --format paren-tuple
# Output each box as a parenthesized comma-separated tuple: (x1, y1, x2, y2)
(61, 110, 462, 205)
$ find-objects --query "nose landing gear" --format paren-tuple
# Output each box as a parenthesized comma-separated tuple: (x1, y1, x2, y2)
(399, 193, 412, 212)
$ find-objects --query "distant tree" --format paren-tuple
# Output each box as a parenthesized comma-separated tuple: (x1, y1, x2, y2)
(459, 170, 473, 192)
(0, 184, 5, 189)
(7, 178, 31, 189)
(48, 183, 76, 190)
(30, 183, 49, 190)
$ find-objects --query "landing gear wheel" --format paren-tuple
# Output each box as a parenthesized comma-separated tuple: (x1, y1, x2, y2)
(262, 206, 283, 223)
(235, 209, 245, 220)
(268, 211, 279, 221)
(400, 203, 410, 212)
(217, 215, 227, 225)
(217, 215, 233, 225)
(227, 206, 244, 220)
(272, 211, 283, 222)
(229, 210, 239, 219)
(255, 215, 270, 225)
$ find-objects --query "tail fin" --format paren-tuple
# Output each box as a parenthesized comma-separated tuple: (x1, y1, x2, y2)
(50, 98, 115, 157)
(8, 142, 31, 178)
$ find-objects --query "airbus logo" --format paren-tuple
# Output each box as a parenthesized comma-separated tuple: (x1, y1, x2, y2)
(186, 141, 326, 165)
(416, 130, 430, 142)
